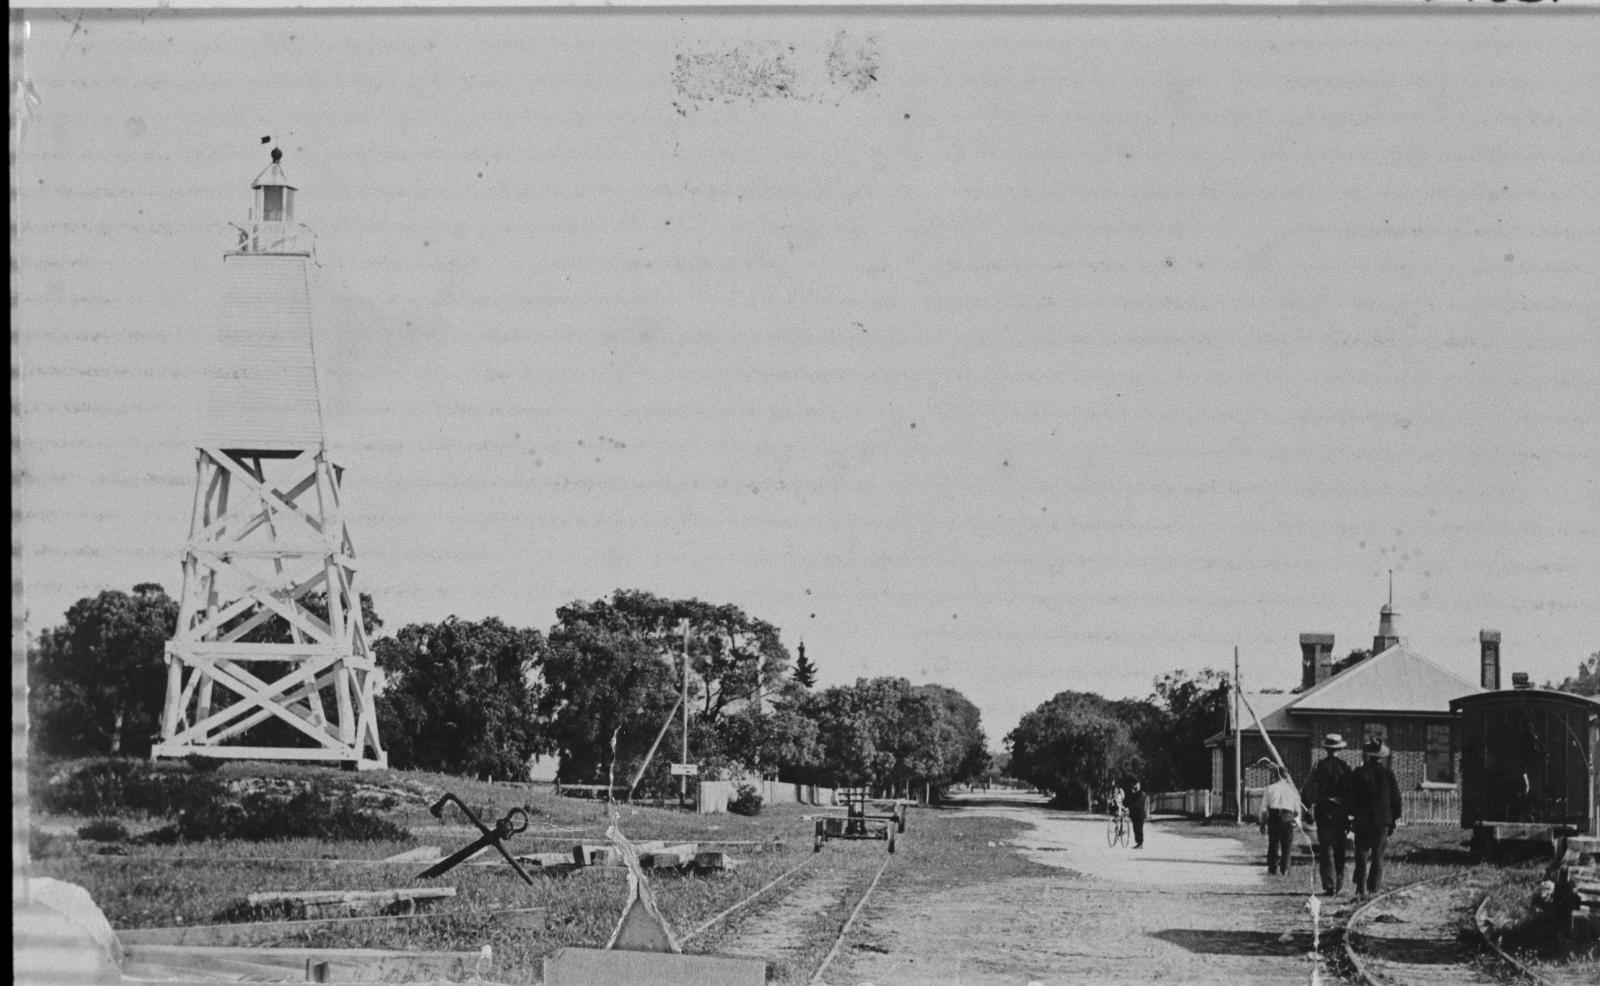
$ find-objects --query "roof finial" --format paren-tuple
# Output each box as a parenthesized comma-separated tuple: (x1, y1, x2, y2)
(1388, 569, 1393, 607)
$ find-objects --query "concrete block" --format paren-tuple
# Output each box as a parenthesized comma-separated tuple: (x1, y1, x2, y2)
(542, 947, 766, 986)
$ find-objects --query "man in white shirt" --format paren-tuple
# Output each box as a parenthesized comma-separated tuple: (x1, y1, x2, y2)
(1258, 764, 1303, 876)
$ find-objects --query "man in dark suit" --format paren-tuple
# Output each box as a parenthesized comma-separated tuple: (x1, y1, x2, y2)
(1301, 732, 1353, 895)
(1127, 780, 1148, 849)
(1347, 737, 1403, 899)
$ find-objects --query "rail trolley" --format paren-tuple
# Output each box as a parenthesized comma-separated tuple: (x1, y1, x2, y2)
(814, 788, 906, 853)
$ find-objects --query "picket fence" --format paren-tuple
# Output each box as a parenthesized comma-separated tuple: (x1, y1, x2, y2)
(1196, 786, 1461, 824)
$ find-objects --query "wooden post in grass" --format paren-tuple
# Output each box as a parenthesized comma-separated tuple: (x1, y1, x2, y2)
(1233, 646, 1242, 824)
(679, 619, 690, 809)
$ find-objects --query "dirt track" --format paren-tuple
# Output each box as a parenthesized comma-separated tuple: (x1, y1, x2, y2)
(830, 793, 1326, 986)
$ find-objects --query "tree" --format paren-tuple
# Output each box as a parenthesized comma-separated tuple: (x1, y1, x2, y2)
(913, 683, 991, 793)
(374, 616, 547, 779)
(792, 641, 818, 689)
(1005, 690, 1141, 808)
(1147, 668, 1232, 789)
(800, 677, 988, 796)
(1549, 651, 1600, 697)
(28, 583, 179, 757)
(538, 589, 801, 790)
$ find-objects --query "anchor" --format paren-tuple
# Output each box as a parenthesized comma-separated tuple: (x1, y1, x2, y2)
(417, 793, 534, 885)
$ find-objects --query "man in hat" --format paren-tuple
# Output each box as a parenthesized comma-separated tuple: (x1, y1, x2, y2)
(1301, 733, 1353, 894)
(1126, 779, 1148, 849)
(1347, 737, 1403, 899)
(1258, 764, 1303, 876)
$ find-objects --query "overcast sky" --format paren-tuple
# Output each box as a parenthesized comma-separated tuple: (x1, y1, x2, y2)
(16, 8, 1599, 743)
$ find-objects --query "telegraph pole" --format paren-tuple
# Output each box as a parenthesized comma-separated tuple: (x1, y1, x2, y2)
(679, 619, 690, 808)
(1233, 645, 1242, 824)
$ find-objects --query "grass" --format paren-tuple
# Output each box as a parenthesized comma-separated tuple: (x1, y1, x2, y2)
(26, 757, 833, 983)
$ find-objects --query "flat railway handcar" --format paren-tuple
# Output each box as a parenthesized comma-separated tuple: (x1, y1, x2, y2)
(1451, 688, 1599, 854)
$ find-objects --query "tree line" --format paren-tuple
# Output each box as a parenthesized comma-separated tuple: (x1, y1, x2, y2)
(1003, 668, 1232, 808)
(27, 584, 990, 798)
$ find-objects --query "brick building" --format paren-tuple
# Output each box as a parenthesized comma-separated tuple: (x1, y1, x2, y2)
(1207, 601, 1488, 810)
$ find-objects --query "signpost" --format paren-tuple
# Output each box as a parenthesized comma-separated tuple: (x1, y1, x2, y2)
(669, 764, 699, 778)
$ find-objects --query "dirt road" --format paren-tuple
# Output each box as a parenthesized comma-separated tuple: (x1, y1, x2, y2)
(830, 793, 1324, 986)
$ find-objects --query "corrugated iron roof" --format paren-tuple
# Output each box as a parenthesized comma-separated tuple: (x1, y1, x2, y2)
(1289, 643, 1483, 714)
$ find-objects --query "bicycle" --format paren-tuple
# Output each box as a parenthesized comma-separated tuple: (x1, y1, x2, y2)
(1106, 807, 1131, 848)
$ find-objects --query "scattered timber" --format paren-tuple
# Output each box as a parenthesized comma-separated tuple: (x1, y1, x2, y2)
(118, 907, 548, 947)
(243, 886, 456, 920)
(119, 944, 491, 983)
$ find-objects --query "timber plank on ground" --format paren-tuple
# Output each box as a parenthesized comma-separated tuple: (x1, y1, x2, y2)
(118, 907, 547, 947)
(120, 944, 491, 983)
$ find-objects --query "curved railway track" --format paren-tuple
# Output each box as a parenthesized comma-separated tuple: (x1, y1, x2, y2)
(1341, 868, 1588, 986)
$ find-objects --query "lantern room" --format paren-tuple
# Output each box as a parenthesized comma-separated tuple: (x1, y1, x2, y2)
(231, 147, 310, 256)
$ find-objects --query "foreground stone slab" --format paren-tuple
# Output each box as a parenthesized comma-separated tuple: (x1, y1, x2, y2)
(542, 947, 766, 986)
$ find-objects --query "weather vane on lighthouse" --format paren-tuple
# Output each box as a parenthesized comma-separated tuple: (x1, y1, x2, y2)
(153, 143, 387, 769)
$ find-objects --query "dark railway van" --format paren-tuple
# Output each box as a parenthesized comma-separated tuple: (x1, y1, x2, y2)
(1451, 688, 1600, 854)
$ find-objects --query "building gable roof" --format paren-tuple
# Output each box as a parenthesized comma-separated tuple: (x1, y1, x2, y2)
(1289, 643, 1483, 714)
(1204, 690, 1299, 747)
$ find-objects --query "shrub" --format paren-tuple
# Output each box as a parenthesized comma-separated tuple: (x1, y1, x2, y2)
(77, 818, 130, 842)
(141, 783, 413, 844)
(727, 783, 763, 817)
(38, 759, 228, 818)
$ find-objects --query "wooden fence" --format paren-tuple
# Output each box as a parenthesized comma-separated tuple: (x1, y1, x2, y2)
(1197, 787, 1461, 824)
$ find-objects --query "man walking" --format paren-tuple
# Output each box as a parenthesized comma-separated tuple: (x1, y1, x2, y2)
(1127, 779, 1148, 849)
(1347, 737, 1403, 900)
(1302, 733, 1353, 894)
(1259, 764, 1302, 876)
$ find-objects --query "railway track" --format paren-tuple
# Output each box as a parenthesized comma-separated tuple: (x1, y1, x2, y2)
(679, 845, 893, 985)
(1341, 868, 1590, 986)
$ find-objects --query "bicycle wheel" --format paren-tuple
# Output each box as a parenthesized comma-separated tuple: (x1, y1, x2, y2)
(1106, 814, 1119, 847)
(1116, 818, 1131, 848)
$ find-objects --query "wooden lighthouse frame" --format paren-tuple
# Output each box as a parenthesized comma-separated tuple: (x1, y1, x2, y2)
(153, 150, 386, 769)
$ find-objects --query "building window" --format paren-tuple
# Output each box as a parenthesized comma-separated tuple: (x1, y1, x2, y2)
(1425, 723, 1454, 784)
(1364, 721, 1388, 751)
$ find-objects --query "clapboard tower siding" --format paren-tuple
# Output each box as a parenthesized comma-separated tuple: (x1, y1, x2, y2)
(153, 150, 387, 769)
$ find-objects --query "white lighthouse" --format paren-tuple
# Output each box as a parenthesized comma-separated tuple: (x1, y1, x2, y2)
(153, 148, 387, 769)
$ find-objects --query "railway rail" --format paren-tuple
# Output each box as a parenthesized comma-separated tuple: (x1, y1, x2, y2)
(677, 844, 894, 984)
(1340, 868, 1589, 986)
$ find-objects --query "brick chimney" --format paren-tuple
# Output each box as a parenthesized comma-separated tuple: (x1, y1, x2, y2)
(1479, 629, 1501, 690)
(1300, 633, 1335, 690)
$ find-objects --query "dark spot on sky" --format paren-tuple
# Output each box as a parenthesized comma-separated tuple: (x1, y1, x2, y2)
(288, 34, 296, 41)
(810, 613, 816, 618)
(1164, 257, 1174, 267)
(477, 172, 483, 178)
(1002, 460, 1009, 467)
(904, 113, 910, 120)
(1504, 253, 1514, 262)
(665, 219, 672, 225)
(422, 240, 430, 248)
(909, 422, 916, 429)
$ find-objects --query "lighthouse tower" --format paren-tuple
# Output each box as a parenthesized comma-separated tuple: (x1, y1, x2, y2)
(153, 149, 386, 769)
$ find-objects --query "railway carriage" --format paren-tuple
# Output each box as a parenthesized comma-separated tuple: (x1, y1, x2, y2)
(1451, 688, 1599, 854)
